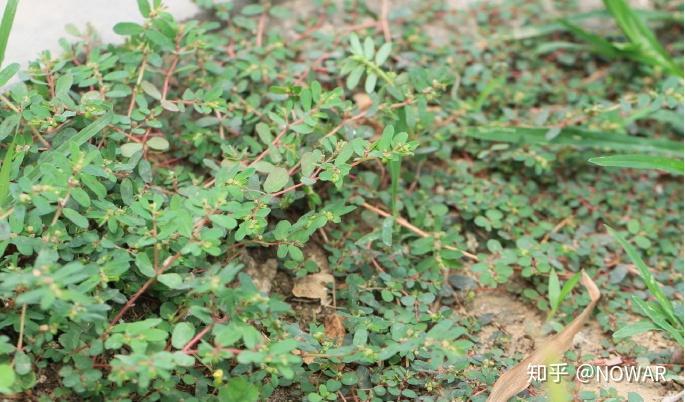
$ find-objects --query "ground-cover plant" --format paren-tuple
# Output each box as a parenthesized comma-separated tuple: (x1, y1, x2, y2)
(0, 0, 682, 401)
(0, 1, 467, 399)
(465, 0, 684, 176)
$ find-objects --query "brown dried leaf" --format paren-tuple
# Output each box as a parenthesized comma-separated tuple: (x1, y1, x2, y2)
(487, 271, 601, 402)
(292, 273, 334, 305)
(324, 313, 345, 346)
(293, 349, 315, 365)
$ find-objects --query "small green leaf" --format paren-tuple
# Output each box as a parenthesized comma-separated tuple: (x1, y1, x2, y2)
(301, 150, 322, 177)
(300, 88, 312, 111)
(363, 37, 375, 59)
(55, 73, 73, 97)
(255, 123, 272, 144)
(70, 187, 91, 208)
(120, 142, 144, 158)
(365, 73, 378, 94)
(137, 0, 151, 17)
(113, 22, 144, 36)
(346, 65, 364, 90)
(62, 208, 88, 228)
(13, 351, 30, 375)
(140, 81, 161, 100)
(381, 217, 393, 246)
(0, 364, 15, 390)
(375, 43, 392, 65)
(171, 322, 195, 349)
(349, 33, 362, 55)
(209, 215, 237, 230)
(288, 245, 303, 261)
(353, 327, 368, 346)
(264, 167, 289, 193)
(161, 100, 179, 111)
(291, 124, 313, 134)
(219, 377, 259, 402)
(269, 339, 297, 354)
(81, 174, 107, 199)
(147, 137, 169, 151)
(241, 4, 264, 15)
(158, 273, 183, 289)
(135, 252, 155, 277)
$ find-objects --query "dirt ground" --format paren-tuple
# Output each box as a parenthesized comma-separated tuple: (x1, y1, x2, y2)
(468, 291, 683, 401)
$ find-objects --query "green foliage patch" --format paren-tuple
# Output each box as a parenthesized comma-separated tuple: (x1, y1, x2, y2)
(0, 0, 682, 400)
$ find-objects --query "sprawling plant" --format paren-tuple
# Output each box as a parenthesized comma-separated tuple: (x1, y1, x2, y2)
(0, 0, 682, 400)
(0, 1, 469, 399)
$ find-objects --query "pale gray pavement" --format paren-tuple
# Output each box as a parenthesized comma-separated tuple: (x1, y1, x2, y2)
(4, 0, 200, 67)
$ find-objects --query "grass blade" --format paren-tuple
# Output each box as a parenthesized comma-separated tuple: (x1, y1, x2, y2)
(606, 225, 680, 328)
(548, 271, 582, 319)
(547, 270, 560, 318)
(0, 0, 18, 68)
(0, 132, 16, 206)
(499, 9, 679, 42)
(559, 20, 620, 59)
(589, 154, 683, 175)
(472, 75, 505, 111)
(613, 320, 659, 339)
(603, 0, 682, 76)
(0, 62, 18, 86)
(462, 126, 682, 156)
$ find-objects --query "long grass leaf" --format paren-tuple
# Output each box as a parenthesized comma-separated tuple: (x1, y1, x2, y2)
(499, 9, 679, 41)
(0, 133, 16, 206)
(0, 0, 19, 68)
(603, 0, 682, 76)
(549, 271, 582, 319)
(473, 75, 505, 111)
(559, 20, 620, 59)
(0, 62, 17, 87)
(462, 126, 682, 155)
(606, 225, 680, 328)
(589, 154, 683, 175)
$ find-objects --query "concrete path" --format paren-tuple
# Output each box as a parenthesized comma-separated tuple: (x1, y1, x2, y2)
(4, 0, 200, 67)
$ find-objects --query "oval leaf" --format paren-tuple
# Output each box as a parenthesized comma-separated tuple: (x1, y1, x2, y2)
(264, 167, 289, 193)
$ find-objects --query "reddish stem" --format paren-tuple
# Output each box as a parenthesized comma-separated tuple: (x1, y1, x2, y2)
(181, 315, 228, 353)
(107, 252, 182, 328)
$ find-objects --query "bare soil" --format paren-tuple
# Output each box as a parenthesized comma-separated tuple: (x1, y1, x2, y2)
(467, 290, 683, 401)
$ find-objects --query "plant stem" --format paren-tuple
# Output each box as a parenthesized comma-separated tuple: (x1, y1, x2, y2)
(16, 304, 26, 352)
(361, 202, 479, 261)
